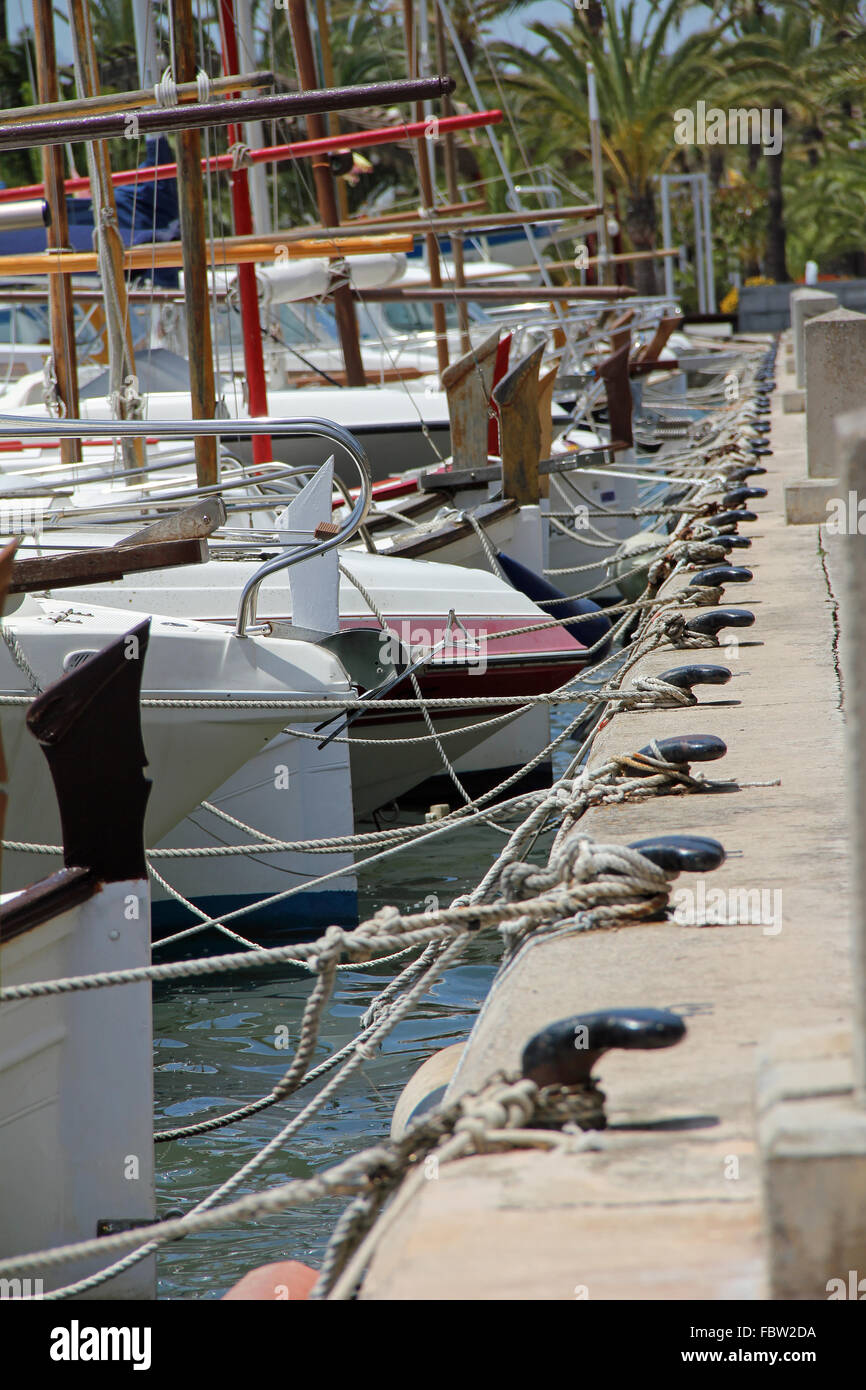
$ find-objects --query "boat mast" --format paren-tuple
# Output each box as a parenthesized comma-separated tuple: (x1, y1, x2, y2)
(404, 0, 449, 378)
(314, 0, 349, 224)
(235, 1, 271, 234)
(586, 62, 609, 287)
(32, 0, 81, 464)
(287, 0, 366, 388)
(131, 0, 159, 89)
(169, 0, 219, 486)
(218, 0, 272, 465)
(434, 2, 469, 355)
(68, 0, 144, 472)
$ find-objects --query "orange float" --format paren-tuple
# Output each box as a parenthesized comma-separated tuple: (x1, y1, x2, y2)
(222, 1260, 318, 1301)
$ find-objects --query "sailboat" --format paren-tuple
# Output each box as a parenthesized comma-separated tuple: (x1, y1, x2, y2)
(0, 546, 157, 1299)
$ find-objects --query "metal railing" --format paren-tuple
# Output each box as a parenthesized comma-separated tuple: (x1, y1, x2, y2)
(0, 413, 372, 637)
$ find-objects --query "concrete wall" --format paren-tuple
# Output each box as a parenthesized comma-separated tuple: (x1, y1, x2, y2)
(740, 279, 866, 333)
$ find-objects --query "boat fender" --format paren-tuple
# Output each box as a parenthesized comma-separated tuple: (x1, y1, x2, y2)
(606, 529, 668, 603)
(222, 1260, 318, 1300)
(391, 1041, 465, 1141)
(494, 550, 612, 657)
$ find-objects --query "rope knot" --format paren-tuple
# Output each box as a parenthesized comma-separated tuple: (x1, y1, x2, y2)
(154, 68, 179, 107)
(229, 141, 252, 171)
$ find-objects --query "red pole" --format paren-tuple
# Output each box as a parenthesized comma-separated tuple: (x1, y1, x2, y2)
(0, 110, 503, 201)
(218, 0, 271, 464)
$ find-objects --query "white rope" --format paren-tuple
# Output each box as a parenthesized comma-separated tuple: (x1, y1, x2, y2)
(154, 68, 178, 107)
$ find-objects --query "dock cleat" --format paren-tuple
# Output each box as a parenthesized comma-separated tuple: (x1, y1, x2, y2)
(522, 1008, 687, 1087)
(689, 565, 753, 587)
(656, 664, 732, 692)
(707, 509, 758, 528)
(635, 733, 727, 767)
(629, 834, 726, 874)
(685, 607, 755, 638)
(702, 536, 738, 555)
(726, 465, 767, 481)
(716, 534, 752, 549)
(722, 486, 768, 507)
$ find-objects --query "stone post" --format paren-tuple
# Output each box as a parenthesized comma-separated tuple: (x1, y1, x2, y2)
(805, 307, 866, 479)
(791, 286, 838, 389)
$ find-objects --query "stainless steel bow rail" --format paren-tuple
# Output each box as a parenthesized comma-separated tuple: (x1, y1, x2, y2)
(0, 77, 456, 152)
(0, 413, 372, 637)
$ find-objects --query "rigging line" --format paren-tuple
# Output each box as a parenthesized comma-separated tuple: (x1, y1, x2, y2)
(464, 0, 544, 210)
(436, 0, 565, 323)
(259, 310, 346, 387)
(197, 0, 233, 399)
(359, 5, 502, 423)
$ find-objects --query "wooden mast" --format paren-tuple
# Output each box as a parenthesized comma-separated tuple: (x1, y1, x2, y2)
(32, 0, 81, 465)
(68, 0, 144, 471)
(404, 0, 449, 379)
(170, 0, 219, 486)
(218, 0, 272, 465)
(315, 0, 350, 224)
(435, 2, 469, 355)
(288, 0, 366, 387)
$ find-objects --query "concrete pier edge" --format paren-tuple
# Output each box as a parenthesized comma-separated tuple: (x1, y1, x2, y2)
(346, 332, 856, 1301)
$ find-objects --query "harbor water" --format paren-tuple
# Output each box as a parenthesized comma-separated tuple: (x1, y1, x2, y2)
(153, 710, 580, 1297)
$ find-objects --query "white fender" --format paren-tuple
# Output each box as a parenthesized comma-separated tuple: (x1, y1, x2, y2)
(391, 1042, 465, 1141)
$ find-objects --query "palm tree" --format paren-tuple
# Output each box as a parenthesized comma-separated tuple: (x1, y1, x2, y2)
(496, 0, 727, 292)
(723, 4, 836, 281)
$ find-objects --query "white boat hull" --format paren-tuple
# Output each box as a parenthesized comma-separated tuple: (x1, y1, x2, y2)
(0, 878, 154, 1299)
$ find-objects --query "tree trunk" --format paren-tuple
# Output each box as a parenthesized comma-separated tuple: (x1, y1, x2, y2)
(625, 188, 659, 295)
(708, 148, 725, 188)
(765, 148, 787, 282)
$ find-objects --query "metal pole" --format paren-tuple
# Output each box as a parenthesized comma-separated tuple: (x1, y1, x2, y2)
(131, 0, 159, 89)
(702, 172, 716, 313)
(435, 0, 559, 302)
(236, 0, 271, 234)
(171, 0, 218, 485)
(288, 0, 366, 387)
(32, 0, 81, 464)
(0, 78, 456, 152)
(0, 110, 502, 203)
(436, 2, 470, 354)
(660, 175, 675, 300)
(691, 175, 706, 315)
(314, 0, 348, 225)
(586, 62, 608, 286)
(219, 0, 272, 464)
(69, 0, 143, 471)
(405, 0, 449, 378)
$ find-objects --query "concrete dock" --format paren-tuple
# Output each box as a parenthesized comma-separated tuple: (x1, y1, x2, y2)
(348, 333, 857, 1300)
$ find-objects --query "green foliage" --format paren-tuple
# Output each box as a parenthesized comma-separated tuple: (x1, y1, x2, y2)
(0, 0, 862, 286)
